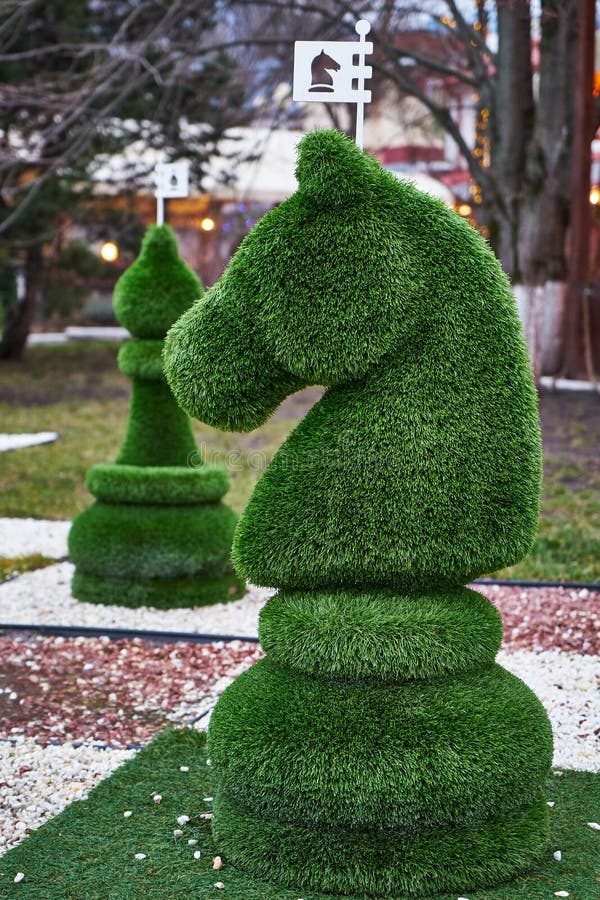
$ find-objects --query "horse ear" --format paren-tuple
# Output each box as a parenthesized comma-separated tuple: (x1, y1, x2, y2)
(294, 128, 382, 209)
(252, 130, 419, 384)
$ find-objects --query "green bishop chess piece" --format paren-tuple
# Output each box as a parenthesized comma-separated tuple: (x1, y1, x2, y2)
(164, 131, 552, 896)
(69, 225, 243, 608)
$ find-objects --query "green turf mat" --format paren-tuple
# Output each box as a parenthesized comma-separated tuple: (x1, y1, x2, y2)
(1, 728, 598, 899)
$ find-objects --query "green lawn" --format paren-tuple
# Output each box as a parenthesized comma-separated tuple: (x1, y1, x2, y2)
(1, 343, 599, 583)
(0, 395, 291, 521)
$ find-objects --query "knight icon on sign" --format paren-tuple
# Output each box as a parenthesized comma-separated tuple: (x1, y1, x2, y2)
(293, 20, 373, 148)
(308, 50, 340, 92)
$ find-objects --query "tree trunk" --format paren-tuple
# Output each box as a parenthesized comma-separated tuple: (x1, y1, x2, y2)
(518, 0, 575, 286)
(483, 1, 578, 375)
(490, 0, 534, 281)
(562, 0, 596, 378)
(0, 244, 43, 360)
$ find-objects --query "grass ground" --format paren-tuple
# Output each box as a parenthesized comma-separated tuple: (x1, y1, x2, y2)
(0, 555, 56, 584)
(0, 727, 598, 899)
(1, 343, 599, 582)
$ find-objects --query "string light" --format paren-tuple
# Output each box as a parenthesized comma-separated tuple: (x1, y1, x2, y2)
(100, 241, 119, 262)
(200, 217, 216, 232)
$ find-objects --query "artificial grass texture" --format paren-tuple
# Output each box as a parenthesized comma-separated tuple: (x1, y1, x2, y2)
(0, 390, 293, 523)
(116, 378, 197, 468)
(71, 569, 245, 608)
(163, 130, 550, 892)
(0, 728, 598, 900)
(87, 463, 230, 505)
(213, 791, 550, 898)
(259, 586, 503, 680)
(118, 339, 165, 381)
(164, 130, 542, 590)
(208, 659, 553, 831)
(69, 502, 238, 580)
(69, 225, 240, 608)
(113, 225, 202, 339)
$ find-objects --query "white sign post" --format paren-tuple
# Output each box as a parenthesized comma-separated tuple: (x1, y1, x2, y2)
(293, 19, 373, 150)
(154, 161, 190, 226)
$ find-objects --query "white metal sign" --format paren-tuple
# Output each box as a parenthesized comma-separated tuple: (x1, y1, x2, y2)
(293, 19, 373, 149)
(154, 161, 190, 226)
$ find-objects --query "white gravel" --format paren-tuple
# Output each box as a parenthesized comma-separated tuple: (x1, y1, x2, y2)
(0, 433, 58, 453)
(498, 649, 600, 773)
(0, 737, 134, 855)
(0, 518, 70, 560)
(0, 561, 271, 636)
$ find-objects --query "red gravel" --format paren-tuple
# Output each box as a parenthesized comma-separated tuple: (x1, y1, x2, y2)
(477, 584, 600, 655)
(1, 586, 598, 747)
(0, 636, 261, 747)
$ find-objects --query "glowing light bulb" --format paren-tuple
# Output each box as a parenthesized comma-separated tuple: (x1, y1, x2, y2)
(200, 217, 216, 232)
(100, 241, 119, 262)
(590, 187, 600, 205)
(457, 204, 472, 217)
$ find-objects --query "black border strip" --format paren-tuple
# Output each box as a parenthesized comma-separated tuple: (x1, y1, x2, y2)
(0, 623, 259, 643)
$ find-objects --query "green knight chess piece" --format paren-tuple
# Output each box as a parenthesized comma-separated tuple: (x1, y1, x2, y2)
(164, 131, 552, 896)
(69, 225, 243, 608)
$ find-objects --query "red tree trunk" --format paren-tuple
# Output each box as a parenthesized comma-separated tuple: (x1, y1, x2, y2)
(561, 0, 596, 378)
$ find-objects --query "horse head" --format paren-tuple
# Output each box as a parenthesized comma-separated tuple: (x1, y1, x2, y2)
(164, 129, 540, 590)
(165, 130, 426, 427)
(310, 50, 341, 91)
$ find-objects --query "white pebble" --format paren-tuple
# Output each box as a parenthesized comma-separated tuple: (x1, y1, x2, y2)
(214, 883, 225, 890)
(176, 815, 190, 826)
(498, 650, 600, 773)
(188, 839, 198, 845)
(0, 736, 134, 854)
(173, 829, 183, 837)
(153, 794, 162, 804)
(179, 766, 189, 772)
(213, 856, 223, 870)
(134, 853, 146, 860)
(547, 801, 555, 808)
(200, 812, 214, 820)
(13, 872, 25, 883)
(203, 796, 213, 802)
(587, 821, 600, 830)
(0, 517, 68, 558)
(0, 557, 271, 639)
(554, 893, 569, 897)
(553, 850, 562, 861)
(123, 810, 133, 818)
(194, 850, 201, 859)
